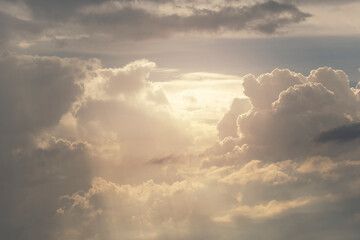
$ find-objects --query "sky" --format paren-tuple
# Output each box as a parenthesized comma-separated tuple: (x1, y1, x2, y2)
(1, 0, 360, 239)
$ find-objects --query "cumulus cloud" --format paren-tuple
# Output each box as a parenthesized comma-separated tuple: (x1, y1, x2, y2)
(0, 52, 99, 239)
(0, 136, 91, 240)
(0, 52, 96, 150)
(242, 69, 305, 109)
(75, 98, 191, 162)
(217, 98, 251, 140)
(0, 54, 191, 239)
(99, 59, 156, 96)
(193, 65, 360, 239)
(74, 59, 192, 164)
(2, 52, 360, 240)
(56, 177, 207, 240)
(210, 67, 360, 164)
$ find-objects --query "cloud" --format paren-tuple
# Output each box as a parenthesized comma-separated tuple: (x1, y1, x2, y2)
(158, 71, 246, 149)
(297, 156, 338, 174)
(56, 177, 206, 240)
(198, 65, 360, 238)
(77, 1, 311, 40)
(316, 122, 360, 142)
(0, 52, 100, 239)
(75, 98, 191, 162)
(74, 59, 192, 163)
(220, 160, 293, 185)
(99, 59, 156, 96)
(0, 54, 191, 239)
(0, 52, 97, 150)
(242, 69, 305, 109)
(0, 136, 91, 240)
(3, 0, 108, 20)
(146, 155, 178, 165)
(2, 53, 360, 240)
(280, 0, 359, 5)
(0, 11, 42, 47)
(217, 98, 251, 140)
(0, 0, 311, 48)
(227, 197, 316, 219)
(210, 67, 360, 164)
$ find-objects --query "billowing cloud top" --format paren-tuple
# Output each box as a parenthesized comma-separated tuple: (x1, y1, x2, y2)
(1, 49, 360, 239)
(1, 0, 360, 239)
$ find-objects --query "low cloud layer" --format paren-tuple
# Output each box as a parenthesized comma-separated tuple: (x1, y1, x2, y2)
(1, 52, 360, 239)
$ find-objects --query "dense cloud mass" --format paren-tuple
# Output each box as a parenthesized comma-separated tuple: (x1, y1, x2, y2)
(77, 1, 310, 39)
(0, 0, 312, 48)
(1, 0, 360, 239)
(0, 52, 94, 149)
(1, 49, 360, 239)
(0, 54, 191, 239)
(0, 53, 95, 239)
(217, 97, 251, 139)
(210, 67, 360, 164)
(281, 0, 359, 5)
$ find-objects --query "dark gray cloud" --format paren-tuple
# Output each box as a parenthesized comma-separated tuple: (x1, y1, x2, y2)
(146, 155, 178, 165)
(0, 138, 92, 240)
(0, 11, 42, 47)
(316, 123, 360, 143)
(78, 1, 311, 40)
(0, 52, 95, 150)
(280, 0, 359, 5)
(0, 0, 311, 47)
(0, 53, 96, 239)
(3, 0, 107, 20)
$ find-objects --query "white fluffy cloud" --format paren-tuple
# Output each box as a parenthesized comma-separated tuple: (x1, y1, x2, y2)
(99, 59, 156, 96)
(217, 98, 251, 140)
(208, 67, 360, 165)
